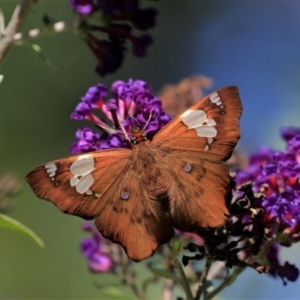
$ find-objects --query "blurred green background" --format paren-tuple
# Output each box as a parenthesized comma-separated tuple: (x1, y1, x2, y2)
(1, 0, 300, 299)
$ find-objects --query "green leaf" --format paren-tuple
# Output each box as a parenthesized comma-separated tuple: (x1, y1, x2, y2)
(148, 268, 180, 283)
(100, 287, 137, 300)
(141, 277, 154, 293)
(0, 213, 45, 248)
(171, 237, 182, 256)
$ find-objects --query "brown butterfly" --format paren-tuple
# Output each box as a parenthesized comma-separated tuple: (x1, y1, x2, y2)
(26, 86, 242, 261)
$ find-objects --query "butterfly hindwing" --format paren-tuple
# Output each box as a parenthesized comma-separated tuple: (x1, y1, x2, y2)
(94, 160, 175, 261)
(153, 86, 242, 162)
(160, 149, 231, 230)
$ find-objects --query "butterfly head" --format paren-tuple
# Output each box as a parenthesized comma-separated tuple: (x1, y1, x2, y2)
(130, 121, 147, 145)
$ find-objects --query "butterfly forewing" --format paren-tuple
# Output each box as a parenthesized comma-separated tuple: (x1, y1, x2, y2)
(26, 149, 131, 218)
(150, 86, 242, 230)
(153, 86, 242, 162)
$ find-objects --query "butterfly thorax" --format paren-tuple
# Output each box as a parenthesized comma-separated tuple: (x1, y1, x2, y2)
(130, 141, 169, 200)
(131, 127, 147, 144)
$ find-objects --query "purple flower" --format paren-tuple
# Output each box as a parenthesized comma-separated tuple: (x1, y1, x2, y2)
(69, 1, 157, 76)
(71, 84, 107, 121)
(267, 245, 299, 285)
(80, 222, 113, 273)
(70, 128, 101, 154)
(83, 84, 108, 105)
(97, 0, 157, 31)
(236, 127, 300, 232)
(130, 7, 158, 31)
(131, 34, 153, 57)
(87, 37, 125, 76)
(70, 79, 172, 154)
(280, 127, 300, 142)
(69, 0, 93, 15)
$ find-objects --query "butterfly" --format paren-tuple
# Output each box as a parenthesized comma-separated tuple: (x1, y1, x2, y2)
(26, 86, 242, 261)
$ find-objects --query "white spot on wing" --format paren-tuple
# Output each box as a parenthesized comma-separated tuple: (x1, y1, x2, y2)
(184, 163, 192, 173)
(45, 163, 57, 172)
(209, 91, 224, 108)
(182, 110, 207, 128)
(70, 157, 95, 176)
(70, 177, 79, 187)
(180, 109, 193, 119)
(207, 138, 213, 144)
(206, 119, 216, 126)
(121, 191, 130, 200)
(76, 174, 94, 194)
(77, 154, 93, 160)
(86, 189, 93, 195)
(181, 109, 218, 151)
(69, 157, 96, 194)
(210, 92, 218, 100)
(211, 96, 221, 103)
(45, 163, 57, 179)
(195, 126, 217, 138)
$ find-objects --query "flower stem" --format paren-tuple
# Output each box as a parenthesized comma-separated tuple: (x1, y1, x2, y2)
(163, 256, 175, 300)
(167, 244, 194, 300)
(195, 258, 212, 300)
(124, 271, 146, 300)
(120, 254, 146, 300)
(205, 266, 245, 300)
(163, 279, 174, 300)
(0, 0, 35, 64)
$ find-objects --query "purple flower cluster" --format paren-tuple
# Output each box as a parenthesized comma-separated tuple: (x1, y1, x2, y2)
(234, 127, 300, 284)
(236, 127, 300, 233)
(70, 79, 172, 154)
(69, 0, 157, 75)
(80, 222, 113, 272)
(184, 127, 300, 285)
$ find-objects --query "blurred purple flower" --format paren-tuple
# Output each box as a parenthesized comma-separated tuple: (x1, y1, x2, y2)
(236, 128, 300, 230)
(86, 36, 125, 76)
(69, 0, 93, 15)
(131, 34, 153, 57)
(267, 244, 299, 285)
(187, 127, 300, 284)
(69, 0, 157, 76)
(70, 79, 172, 153)
(94, 0, 157, 31)
(280, 127, 300, 142)
(228, 127, 300, 283)
(80, 222, 113, 272)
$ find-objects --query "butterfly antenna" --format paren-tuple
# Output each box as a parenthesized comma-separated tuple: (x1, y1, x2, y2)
(96, 122, 131, 141)
(142, 112, 153, 133)
(119, 122, 130, 141)
(95, 123, 119, 134)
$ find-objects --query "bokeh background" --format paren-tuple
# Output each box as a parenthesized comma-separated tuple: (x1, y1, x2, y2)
(1, 0, 300, 299)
